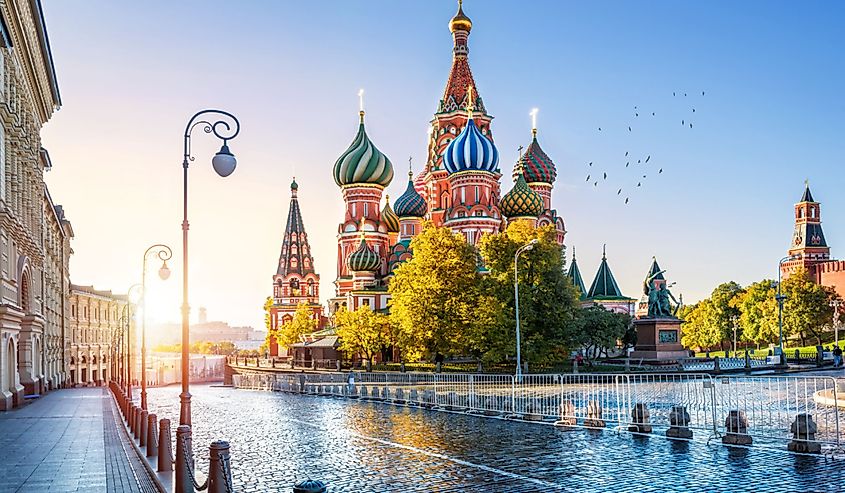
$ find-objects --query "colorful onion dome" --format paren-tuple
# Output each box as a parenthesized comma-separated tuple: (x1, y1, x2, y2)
(500, 171, 543, 219)
(346, 236, 381, 272)
(290, 178, 298, 190)
(449, 0, 472, 33)
(442, 118, 499, 175)
(333, 113, 394, 187)
(381, 195, 400, 233)
(515, 130, 556, 184)
(394, 172, 427, 218)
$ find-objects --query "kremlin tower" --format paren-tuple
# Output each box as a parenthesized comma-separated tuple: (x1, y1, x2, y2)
(268, 179, 323, 356)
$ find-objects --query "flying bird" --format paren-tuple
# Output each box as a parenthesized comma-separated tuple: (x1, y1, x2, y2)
(659, 168, 663, 174)
(637, 182, 641, 187)
(690, 123, 693, 128)
(643, 175, 647, 178)
(594, 181, 598, 187)
(635, 113, 639, 117)
(673, 92, 676, 96)
(598, 127, 602, 131)
(589, 161, 593, 166)
(637, 159, 641, 164)
(617, 189, 622, 195)
(645, 155, 650, 163)
(603, 172, 607, 180)
(628, 126, 632, 132)
(682, 120, 685, 126)
(626, 162, 629, 167)
(625, 151, 629, 157)
(586, 175, 590, 181)
(652, 112, 655, 116)
(702, 91, 705, 95)
(684, 93, 687, 96)
(625, 198, 630, 204)
(692, 108, 696, 113)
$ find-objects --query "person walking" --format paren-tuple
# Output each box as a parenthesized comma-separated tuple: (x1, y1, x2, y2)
(833, 346, 842, 367)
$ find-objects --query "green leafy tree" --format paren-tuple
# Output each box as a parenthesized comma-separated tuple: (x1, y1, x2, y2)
(576, 304, 631, 362)
(680, 299, 722, 350)
(389, 222, 492, 360)
(709, 282, 745, 351)
(477, 221, 581, 364)
(276, 302, 319, 347)
(733, 280, 778, 345)
(335, 305, 391, 367)
(782, 269, 837, 345)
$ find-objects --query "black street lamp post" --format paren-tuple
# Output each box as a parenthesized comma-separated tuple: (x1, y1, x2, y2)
(180, 110, 240, 426)
(141, 244, 172, 410)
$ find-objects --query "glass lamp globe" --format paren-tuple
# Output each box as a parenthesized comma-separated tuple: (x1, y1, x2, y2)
(212, 143, 237, 177)
(158, 261, 171, 281)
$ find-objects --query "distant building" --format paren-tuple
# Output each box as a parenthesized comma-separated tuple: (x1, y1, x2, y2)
(155, 309, 261, 346)
(781, 183, 845, 300)
(67, 285, 127, 386)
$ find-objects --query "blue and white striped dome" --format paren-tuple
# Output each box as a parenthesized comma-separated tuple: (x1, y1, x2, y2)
(442, 118, 499, 175)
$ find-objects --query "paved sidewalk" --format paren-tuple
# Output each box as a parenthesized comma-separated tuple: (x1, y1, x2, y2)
(0, 388, 155, 492)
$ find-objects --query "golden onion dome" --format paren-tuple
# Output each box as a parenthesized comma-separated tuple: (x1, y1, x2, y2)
(449, 1, 472, 33)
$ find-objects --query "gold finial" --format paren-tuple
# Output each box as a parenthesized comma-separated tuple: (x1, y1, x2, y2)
(408, 156, 413, 179)
(466, 84, 474, 118)
(572, 246, 576, 259)
(385, 194, 390, 202)
(530, 108, 538, 138)
(358, 89, 365, 123)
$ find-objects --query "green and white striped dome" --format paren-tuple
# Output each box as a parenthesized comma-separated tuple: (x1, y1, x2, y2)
(333, 114, 394, 187)
(346, 237, 381, 272)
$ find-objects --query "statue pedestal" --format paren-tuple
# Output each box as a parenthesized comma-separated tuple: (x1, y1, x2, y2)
(630, 318, 688, 360)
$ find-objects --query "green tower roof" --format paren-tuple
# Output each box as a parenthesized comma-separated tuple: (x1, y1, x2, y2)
(646, 257, 664, 281)
(587, 246, 626, 300)
(567, 247, 587, 300)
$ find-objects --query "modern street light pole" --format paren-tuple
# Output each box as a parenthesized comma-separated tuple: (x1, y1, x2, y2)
(514, 239, 538, 381)
(831, 299, 843, 348)
(731, 316, 738, 358)
(180, 110, 240, 426)
(775, 255, 798, 361)
(141, 244, 172, 410)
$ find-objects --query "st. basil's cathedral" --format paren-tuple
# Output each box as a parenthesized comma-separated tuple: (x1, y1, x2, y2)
(267, 2, 638, 356)
(329, 1, 567, 314)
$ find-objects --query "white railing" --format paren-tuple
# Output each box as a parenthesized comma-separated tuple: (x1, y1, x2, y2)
(232, 371, 844, 453)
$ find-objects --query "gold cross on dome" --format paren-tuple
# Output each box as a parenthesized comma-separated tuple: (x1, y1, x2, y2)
(466, 84, 474, 117)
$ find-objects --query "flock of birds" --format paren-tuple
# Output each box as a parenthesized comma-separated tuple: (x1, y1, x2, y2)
(587, 90, 705, 205)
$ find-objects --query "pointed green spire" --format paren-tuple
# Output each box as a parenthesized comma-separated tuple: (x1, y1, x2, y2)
(646, 256, 665, 281)
(587, 245, 625, 299)
(567, 246, 587, 300)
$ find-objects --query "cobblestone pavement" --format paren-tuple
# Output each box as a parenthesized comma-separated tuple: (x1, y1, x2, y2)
(144, 384, 845, 493)
(0, 388, 154, 493)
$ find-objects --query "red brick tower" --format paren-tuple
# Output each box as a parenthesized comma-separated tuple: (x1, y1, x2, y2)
(782, 182, 831, 278)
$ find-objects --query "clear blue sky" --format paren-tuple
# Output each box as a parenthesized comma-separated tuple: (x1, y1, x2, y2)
(39, 0, 845, 331)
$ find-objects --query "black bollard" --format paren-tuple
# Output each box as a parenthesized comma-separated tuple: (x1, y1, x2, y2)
(158, 418, 173, 472)
(174, 425, 193, 493)
(146, 413, 158, 458)
(140, 410, 148, 447)
(293, 479, 327, 493)
(208, 440, 233, 493)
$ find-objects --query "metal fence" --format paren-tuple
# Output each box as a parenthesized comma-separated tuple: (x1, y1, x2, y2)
(231, 371, 844, 453)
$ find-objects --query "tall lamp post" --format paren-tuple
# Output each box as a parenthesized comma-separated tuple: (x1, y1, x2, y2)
(122, 285, 142, 401)
(141, 244, 172, 410)
(180, 110, 240, 426)
(775, 255, 799, 359)
(730, 315, 738, 358)
(514, 239, 538, 381)
(831, 299, 843, 348)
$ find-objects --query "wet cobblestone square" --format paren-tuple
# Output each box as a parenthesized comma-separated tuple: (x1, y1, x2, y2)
(145, 385, 845, 492)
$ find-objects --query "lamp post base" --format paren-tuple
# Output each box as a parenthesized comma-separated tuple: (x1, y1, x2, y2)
(179, 391, 191, 426)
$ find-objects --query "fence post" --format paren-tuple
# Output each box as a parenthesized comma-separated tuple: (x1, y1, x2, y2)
(208, 440, 233, 493)
(146, 413, 158, 458)
(158, 418, 173, 472)
(174, 425, 193, 493)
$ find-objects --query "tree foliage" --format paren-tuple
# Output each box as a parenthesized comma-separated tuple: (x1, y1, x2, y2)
(334, 305, 392, 364)
(733, 280, 778, 344)
(269, 302, 318, 348)
(388, 223, 493, 359)
(477, 221, 581, 364)
(782, 269, 837, 345)
(576, 304, 631, 362)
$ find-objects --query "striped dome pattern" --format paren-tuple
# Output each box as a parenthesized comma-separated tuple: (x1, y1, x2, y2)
(500, 172, 543, 219)
(394, 176, 427, 218)
(333, 122, 394, 187)
(442, 118, 499, 175)
(346, 237, 381, 272)
(381, 197, 400, 233)
(515, 135, 556, 184)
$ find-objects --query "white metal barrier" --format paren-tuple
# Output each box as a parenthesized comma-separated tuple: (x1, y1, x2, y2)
(231, 371, 844, 452)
